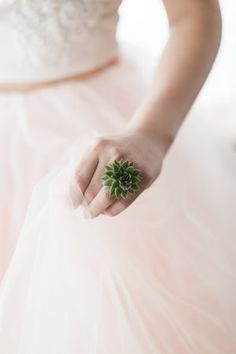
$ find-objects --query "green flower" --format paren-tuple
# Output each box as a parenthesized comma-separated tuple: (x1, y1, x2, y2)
(102, 159, 142, 199)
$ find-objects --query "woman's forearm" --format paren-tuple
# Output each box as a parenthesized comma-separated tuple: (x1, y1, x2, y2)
(127, 0, 222, 157)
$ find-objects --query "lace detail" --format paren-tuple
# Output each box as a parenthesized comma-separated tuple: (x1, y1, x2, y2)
(1, 0, 121, 72)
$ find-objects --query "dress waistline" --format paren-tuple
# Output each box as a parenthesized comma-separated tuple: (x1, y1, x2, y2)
(0, 57, 118, 93)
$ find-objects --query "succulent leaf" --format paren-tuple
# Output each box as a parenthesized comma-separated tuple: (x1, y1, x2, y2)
(102, 159, 141, 199)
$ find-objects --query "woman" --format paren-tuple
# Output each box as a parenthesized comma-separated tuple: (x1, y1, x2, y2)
(0, 0, 235, 353)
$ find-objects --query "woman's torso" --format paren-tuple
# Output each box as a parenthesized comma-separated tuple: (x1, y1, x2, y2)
(0, 0, 121, 89)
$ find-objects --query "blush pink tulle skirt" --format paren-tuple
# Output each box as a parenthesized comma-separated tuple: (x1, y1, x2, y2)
(0, 44, 236, 354)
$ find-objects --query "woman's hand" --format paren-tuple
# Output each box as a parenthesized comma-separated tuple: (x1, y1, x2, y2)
(75, 128, 165, 218)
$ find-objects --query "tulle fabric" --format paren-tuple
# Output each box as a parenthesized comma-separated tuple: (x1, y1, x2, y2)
(0, 45, 150, 277)
(0, 45, 236, 353)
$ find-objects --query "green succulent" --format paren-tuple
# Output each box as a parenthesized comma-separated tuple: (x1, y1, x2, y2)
(102, 159, 142, 199)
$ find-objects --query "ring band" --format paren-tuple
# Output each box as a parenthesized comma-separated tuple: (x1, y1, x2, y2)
(102, 159, 142, 199)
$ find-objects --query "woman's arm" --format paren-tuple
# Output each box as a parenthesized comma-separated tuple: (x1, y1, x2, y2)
(127, 0, 222, 156)
(76, 0, 222, 218)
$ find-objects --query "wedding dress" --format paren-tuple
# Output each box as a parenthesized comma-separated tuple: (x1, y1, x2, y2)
(0, 1, 236, 353)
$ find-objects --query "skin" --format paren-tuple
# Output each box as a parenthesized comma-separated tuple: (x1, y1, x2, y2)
(75, 0, 222, 219)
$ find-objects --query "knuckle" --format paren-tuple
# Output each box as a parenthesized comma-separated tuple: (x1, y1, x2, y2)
(91, 137, 107, 152)
(84, 187, 97, 200)
(144, 166, 155, 181)
(110, 145, 123, 158)
(119, 199, 130, 208)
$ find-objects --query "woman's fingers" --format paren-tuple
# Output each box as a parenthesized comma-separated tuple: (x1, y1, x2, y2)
(82, 139, 123, 205)
(103, 174, 148, 217)
(103, 201, 127, 217)
(86, 186, 115, 218)
(90, 181, 145, 218)
(75, 137, 122, 209)
(75, 147, 99, 203)
(83, 159, 106, 205)
(103, 190, 141, 217)
(74, 132, 161, 218)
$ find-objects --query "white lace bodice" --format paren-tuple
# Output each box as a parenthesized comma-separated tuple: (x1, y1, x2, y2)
(0, 0, 121, 83)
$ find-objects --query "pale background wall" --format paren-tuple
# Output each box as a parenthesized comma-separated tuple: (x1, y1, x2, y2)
(117, 0, 236, 107)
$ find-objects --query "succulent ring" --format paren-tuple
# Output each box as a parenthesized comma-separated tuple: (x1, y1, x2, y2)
(101, 159, 142, 200)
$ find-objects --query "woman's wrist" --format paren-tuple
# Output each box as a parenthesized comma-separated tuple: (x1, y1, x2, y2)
(125, 121, 174, 159)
